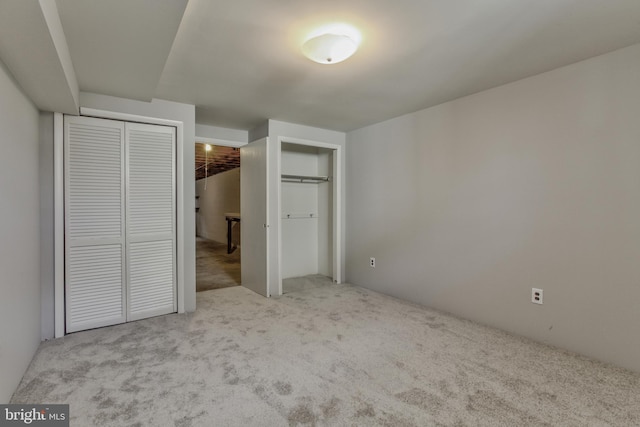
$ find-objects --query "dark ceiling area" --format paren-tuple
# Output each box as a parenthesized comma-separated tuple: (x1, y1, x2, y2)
(195, 143, 240, 180)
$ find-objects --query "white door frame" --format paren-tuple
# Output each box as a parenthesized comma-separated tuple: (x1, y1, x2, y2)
(54, 108, 186, 338)
(276, 136, 342, 296)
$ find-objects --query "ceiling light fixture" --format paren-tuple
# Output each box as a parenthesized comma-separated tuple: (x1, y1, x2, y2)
(301, 24, 361, 65)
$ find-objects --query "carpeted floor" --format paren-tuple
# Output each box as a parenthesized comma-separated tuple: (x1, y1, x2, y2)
(11, 279, 640, 426)
(282, 274, 333, 294)
(196, 237, 240, 292)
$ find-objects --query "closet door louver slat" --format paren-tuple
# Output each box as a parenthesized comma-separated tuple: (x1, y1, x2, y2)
(67, 245, 123, 324)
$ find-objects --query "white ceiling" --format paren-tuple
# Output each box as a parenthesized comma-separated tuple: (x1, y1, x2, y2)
(3, 0, 640, 132)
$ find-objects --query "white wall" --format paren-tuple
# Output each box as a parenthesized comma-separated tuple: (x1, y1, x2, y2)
(346, 43, 640, 372)
(196, 123, 247, 144)
(79, 92, 196, 312)
(248, 120, 269, 142)
(281, 144, 320, 278)
(0, 60, 41, 402)
(196, 168, 240, 243)
(267, 120, 346, 296)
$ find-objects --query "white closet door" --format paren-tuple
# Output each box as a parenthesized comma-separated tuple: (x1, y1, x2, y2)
(125, 122, 176, 321)
(65, 116, 126, 333)
(240, 137, 270, 297)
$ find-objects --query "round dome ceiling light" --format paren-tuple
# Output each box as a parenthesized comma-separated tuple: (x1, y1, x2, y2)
(302, 31, 359, 64)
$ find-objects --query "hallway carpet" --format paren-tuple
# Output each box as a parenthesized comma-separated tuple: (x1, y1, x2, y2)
(196, 237, 240, 292)
(11, 282, 640, 426)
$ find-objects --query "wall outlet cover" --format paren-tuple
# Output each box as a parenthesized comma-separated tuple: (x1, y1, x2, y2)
(532, 288, 543, 304)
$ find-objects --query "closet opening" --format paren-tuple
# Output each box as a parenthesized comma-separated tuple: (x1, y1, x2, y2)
(279, 142, 338, 294)
(195, 142, 241, 292)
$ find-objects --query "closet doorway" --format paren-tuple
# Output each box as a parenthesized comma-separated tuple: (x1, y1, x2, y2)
(195, 142, 241, 292)
(278, 139, 342, 295)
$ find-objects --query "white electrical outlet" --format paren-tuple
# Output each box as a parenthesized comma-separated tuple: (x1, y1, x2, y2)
(532, 288, 543, 304)
(370, 257, 375, 268)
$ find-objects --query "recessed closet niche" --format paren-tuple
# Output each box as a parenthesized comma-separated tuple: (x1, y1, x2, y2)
(280, 142, 334, 286)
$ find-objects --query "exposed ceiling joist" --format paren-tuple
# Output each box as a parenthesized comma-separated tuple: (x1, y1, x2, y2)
(195, 144, 240, 180)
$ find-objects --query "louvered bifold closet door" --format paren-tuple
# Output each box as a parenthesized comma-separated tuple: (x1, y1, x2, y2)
(65, 116, 126, 333)
(125, 123, 176, 321)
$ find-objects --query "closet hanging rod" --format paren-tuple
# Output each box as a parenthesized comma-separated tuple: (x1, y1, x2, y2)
(281, 174, 330, 183)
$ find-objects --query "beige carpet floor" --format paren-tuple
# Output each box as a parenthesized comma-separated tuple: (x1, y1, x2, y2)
(196, 237, 240, 292)
(11, 279, 640, 426)
(282, 274, 333, 294)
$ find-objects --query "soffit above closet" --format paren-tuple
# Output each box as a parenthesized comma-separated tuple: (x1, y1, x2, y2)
(55, 0, 188, 102)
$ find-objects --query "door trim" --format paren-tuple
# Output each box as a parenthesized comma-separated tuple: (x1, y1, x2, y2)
(54, 108, 185, 337)
(54, 113, 64, 338)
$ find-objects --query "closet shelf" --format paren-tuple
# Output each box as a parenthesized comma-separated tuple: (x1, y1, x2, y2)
(281, 174, 330, 183)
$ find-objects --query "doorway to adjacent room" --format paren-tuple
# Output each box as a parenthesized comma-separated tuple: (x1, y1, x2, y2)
(195, 142, 241, 292)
